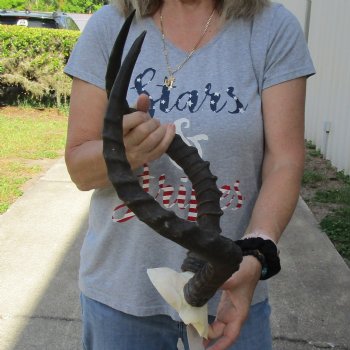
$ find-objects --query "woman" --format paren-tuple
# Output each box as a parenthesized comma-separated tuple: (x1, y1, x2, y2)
(64, 0, 315, 349)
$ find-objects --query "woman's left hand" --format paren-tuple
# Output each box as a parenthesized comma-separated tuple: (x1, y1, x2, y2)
(204, 256, 262, 350)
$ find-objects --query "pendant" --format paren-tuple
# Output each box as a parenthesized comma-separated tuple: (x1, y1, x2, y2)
(164, 75, 175, 89)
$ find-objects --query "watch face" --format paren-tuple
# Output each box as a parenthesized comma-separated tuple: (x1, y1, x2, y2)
(261, 266, 269, 279)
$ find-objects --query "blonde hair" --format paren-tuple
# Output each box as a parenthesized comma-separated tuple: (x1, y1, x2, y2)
(112, 0, 270, 19)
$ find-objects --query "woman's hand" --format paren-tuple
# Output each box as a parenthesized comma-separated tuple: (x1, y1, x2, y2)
(66, 79, 176, 190)
(204, 256, 261, 350)
(123, 94, 176, 170)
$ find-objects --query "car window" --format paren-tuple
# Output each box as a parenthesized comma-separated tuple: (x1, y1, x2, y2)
(27, 18, 58, 29)
(0, 12, 79, 30)
(65, 17, 79, 31)
(0, 16, 18, 25)
(0, 16, 57, 29)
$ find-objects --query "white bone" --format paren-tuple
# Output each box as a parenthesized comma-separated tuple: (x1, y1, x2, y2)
(147, 267, 208, 338)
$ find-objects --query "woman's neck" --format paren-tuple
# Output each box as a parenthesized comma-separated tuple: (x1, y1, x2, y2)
(153, 0, 220, 52)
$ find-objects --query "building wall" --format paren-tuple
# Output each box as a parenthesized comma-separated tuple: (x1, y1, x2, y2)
(277, 0, 350, 175)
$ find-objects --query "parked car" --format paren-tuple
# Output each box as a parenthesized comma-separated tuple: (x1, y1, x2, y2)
(0, 9, 79, 30)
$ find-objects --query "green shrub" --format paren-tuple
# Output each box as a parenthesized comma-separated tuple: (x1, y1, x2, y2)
(0, 25, 80, 106)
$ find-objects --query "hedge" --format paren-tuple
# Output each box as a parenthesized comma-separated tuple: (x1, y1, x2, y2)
(0, 25, 80, 106)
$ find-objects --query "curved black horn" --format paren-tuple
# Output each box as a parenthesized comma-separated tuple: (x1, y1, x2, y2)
(102, 15, 242, 307)
(105, 10, 136, 98)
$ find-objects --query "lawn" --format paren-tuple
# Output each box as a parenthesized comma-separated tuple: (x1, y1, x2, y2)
(302, 141, 350, 263)
(0, 107, 67, 214)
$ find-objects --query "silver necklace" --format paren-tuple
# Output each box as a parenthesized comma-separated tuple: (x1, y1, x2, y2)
(160, 7, 215, 89)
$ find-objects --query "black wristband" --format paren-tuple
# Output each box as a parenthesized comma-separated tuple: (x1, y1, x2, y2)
(241, 249, 269, 279)
(235, 238, 281, 280)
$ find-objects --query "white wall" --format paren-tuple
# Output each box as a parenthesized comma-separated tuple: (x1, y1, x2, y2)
(277, 0, 350, 175)
(277, 0, 310, 34)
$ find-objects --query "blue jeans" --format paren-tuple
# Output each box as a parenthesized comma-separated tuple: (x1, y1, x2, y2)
(80, 293, 272, 350)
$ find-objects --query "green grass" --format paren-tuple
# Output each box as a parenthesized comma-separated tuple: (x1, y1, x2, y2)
(314, 187, 350, 205)
(320, 207, 350, 260)
(336, 170, 350, 185)
(304, 141, 350, 263)
(0, 108, 67, 214)
(302, 170, 326, 185)
(0, 162, 41, 213)
(0, 115, 66, 159)
(305, 140, 322, 158)
(316, 185, 350, 261)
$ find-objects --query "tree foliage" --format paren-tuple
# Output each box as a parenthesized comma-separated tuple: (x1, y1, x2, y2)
(0, 0, 26, 10)
(0, 0, 106, 13)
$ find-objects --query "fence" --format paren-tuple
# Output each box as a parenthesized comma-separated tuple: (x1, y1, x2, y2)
(278, 0, 350, 175)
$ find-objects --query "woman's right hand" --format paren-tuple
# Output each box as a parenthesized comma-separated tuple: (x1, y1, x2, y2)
(123, 94, 176, 170)
(66, 80, 175, 191)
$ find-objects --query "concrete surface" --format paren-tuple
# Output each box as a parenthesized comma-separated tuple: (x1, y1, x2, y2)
(0, 158, 349, 349)
(270, 200, 350, 349)
(0, 159, 90, 350)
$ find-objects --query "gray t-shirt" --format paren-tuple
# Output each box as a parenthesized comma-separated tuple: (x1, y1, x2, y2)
(65, 3, 315, 320)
